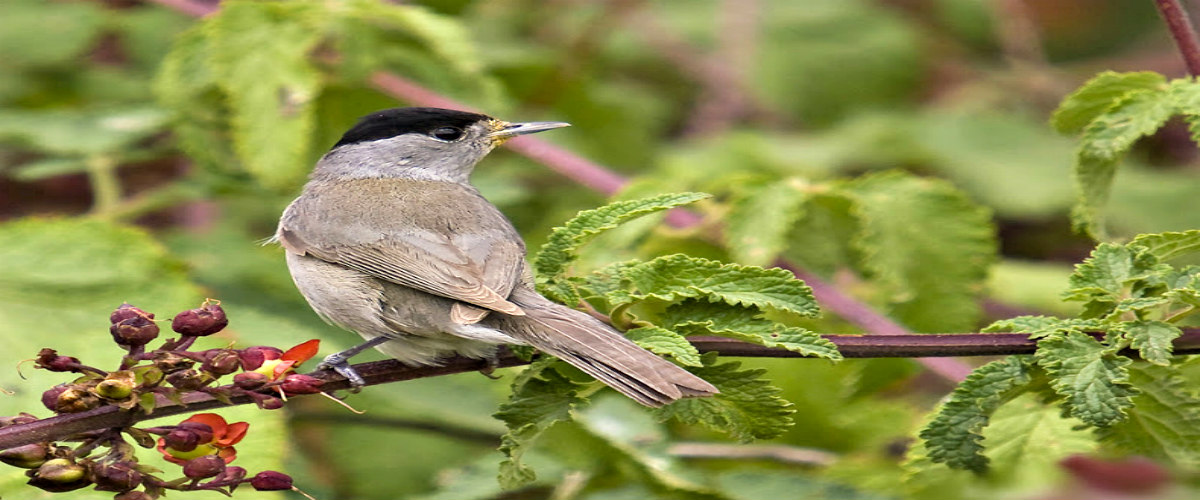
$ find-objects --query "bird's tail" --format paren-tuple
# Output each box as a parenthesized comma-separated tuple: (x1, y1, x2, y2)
(491, 287, 719, 407)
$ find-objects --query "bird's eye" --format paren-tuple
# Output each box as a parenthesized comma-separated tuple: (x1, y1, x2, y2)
(430, 126, 464, 141)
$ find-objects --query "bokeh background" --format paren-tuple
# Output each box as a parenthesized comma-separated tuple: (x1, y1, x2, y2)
(2, 0, 1199, 498)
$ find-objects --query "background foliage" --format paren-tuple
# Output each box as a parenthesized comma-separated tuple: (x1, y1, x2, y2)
(2, 0, 1199, 498)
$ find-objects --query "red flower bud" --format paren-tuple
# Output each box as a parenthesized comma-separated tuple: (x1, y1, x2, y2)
(238, 347, 282, 371)
(35, 349, 80, 372)
(27, 458, 90, 492)
(280, 374, 324, 395)
(202, 349, 241, 376)
(164, 421, 215, 452)
(182, 455, 226, 479)
(257, 397, 285, 410)
(110, 303, 153, 324)
(0, 442, 51, 469)
(233, 372, 268, 390)
(41, 385, 69, 413)
(110, 316, 160, 348)
(90, 461, 142, 492)
(212, 465, 247, 484)
(172, 303, 229, 337)
(249, 471, 293, 491)
(54, 387, 100, 413)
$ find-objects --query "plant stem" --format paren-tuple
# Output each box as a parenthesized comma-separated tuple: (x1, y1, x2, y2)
(86, 155, 122, 219)
(1155, 0, 1200, 76)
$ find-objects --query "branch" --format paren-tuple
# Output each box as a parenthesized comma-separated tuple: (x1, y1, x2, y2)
(4, 329, 1198, 451)
(1156, 0, 1200, 76)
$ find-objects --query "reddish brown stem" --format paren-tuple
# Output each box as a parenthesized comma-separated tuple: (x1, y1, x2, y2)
(1156, 0, 1200, 76)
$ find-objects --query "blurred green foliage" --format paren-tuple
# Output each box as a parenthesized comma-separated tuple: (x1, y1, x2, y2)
(1, 0, 1199, 499)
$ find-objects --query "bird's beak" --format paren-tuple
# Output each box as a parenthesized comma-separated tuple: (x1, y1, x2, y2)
(487, 121, 571, 142)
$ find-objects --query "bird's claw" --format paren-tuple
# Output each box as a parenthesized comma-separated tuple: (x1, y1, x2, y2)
(319, 353, 366, 393)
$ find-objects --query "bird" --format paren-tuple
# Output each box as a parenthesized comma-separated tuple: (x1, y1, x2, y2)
(274, 107, 718, 407)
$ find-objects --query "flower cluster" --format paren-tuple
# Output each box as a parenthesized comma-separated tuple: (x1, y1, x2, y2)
(0, 301, 323, 499)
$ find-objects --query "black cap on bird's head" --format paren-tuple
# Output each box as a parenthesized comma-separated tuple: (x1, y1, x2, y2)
(333, 107, 570, 149)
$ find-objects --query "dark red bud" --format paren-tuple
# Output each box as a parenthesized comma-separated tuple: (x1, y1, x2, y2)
(42, 386, 70, 413)
(212, 465, 247, 484)
(202, 349, 241, 376)
(54, 387, 100, 413)
(166, 369, 207, 391)
(0, 442, 51, 468)
(182, 455, 226, 479)
(27, 458, 90, 492)
(110, 316, 159, 348)
(172, 303, 228, 337)
(257, 397, 285, 410)
(164, 421, 214, 452)
(35, 349, 80, 372)
(238, 346, 282, 371)
(280, 374, 324, 395)
(110, 303, 153, 324)
(233, 372, 268, 390)
(90, 461, 142, 492)
(176, 421, 215, 444)
(249, 470, 293, 491)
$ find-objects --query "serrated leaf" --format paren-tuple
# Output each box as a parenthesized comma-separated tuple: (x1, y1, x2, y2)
(918, 356, 1034, 472)
(725, 178, 809, 266)
(653, 355, 794, 441)
(1050, 72, 1167, 134)
(624, 326, 702, 367)
(153, 25, 238, 175)
(207, 1, 322, 189)
(1096, 363, 1200, 468)
(664, 300, 840, 360)
(843, 171, 996, 332)
(1035, 331, 1137, 427)
(1130, 230, 1200, 262)
(620, 254, 819, 318)
(981, 315, 1104, 339)
(533, 192, 710, 281)
(1070, 154, 1119, 240)
(1122, 320, 1180, 366)
(1063, 243, 1167, 304)
(493, 363, 584, 489)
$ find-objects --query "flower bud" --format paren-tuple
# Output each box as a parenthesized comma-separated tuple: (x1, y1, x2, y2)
(257, 397, 285, 410)
(172, 303, 229, 337)
(182, 455, 226, 479)
(0, 442, 51, 468)
(2, 412, 39, 427)
(35, 348, 80, 372)
(280, 374, 323, 395)
(42, 385, 70, 413)
(233, 372, 268, 390)
(249, 470, 293, 491)
(27, 458, 89, 492)
(152, 352, 193, 374)
(212, 465, 247, 484)
(55, 387, 100, 413)
(166, 369, 206, 391)
(95, 379, 134, 400)
(110, 316, 159, 348)
(90, 461, 142, 492)
(202, 349, 241, 377)
(238, 346, 282, 371)
(110, 303, 153, 324)
(163, 421, 214, 452)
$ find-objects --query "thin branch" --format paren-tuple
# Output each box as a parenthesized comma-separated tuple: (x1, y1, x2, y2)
(1156, 0, 1200, 76)
(3, 329, 1198, 451)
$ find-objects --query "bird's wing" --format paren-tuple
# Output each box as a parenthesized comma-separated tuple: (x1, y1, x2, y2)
(277, 180, 527, 319)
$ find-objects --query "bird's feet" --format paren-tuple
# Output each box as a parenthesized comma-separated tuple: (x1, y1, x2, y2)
(317, 336, 391, 392)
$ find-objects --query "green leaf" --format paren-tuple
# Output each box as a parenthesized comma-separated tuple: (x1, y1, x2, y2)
(982, 315, 1103, 338)
(0, 0, 105, 68)
(0, 107, 168, 156)
(918, 357, 1034, 472)
(619, 254, 819, 318)
(154, 26, 239, 176)
(653, 354, 794, 441)
(665, 301, 840, 360)
(533, 192, 710, 282)
(624, 326, 702, 367)
(1051, 71, 1167, 134)
(725, 178, 809, 266)
(1035, 331, 1137, 427)
(1122, 320, 1181, 366)
(843, 171, 996, 332)
(1130, 230, 1200, 262)
(1096, 363, 1200, 468)
(207, 1, 322, 189)
(494, 362, 585, 489)
(1063, 243, 1167, 306)
(1069, 154, 1118, 240)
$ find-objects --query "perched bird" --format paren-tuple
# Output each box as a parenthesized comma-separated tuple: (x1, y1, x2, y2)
(275, 107, 717, 407)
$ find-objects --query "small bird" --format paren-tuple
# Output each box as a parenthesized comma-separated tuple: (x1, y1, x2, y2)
(275, 107, 717, 407)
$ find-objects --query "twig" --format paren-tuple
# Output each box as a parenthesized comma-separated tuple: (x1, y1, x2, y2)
(667, 442, 836, 466)
(3, 329, 1198, 452)
(1155, 0, 1200, 76)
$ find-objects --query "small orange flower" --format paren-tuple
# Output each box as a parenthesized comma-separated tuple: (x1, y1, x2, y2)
(157, 413, 249, 465)
(255, 340, 320, 381)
